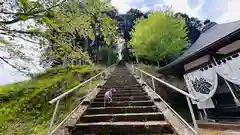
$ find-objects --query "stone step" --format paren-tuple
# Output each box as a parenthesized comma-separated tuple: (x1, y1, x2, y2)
(106, 81, 137, 84)
(93, 96, 150, 102)
(69, 66, 175, 135)
(79, 112, 164, 123)
(96, 92, 147, 98)
(102, 84, 142, 87)
(85, 106, 158, 115)
(103, 85, 141, 88)
(98, 89, 144, 94)
(70, 121, 174, 135)
(101, 86, 142, 90)
(90, 100, 154, 107)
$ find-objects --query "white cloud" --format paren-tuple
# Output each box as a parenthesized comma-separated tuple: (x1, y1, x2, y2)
(111, 0, 240, 23)
(111, 0, 133, 14)
(163, 0, 205, 18)
(217, 0, 240, 23)
(141, 6, 150, 13)
(111, 0, 205, 18)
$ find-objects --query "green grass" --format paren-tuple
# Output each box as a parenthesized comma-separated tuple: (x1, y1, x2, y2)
(0, 65, 103, 135)
(135, 63, 157, 75)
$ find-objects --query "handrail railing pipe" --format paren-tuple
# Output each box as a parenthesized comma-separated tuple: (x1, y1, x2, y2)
(151, 77, 156, 91)
(140, 71, 143, 79)
(186, 96, 199, 134)
(47, 64, 115, 135)
(135, 67, 197, 101)
(47, 100, 60, 135)
(89, 80, 92, 92)
(128, 64, 199, 135)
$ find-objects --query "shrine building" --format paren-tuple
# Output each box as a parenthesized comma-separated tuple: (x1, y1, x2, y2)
(160, 20, 240, 123)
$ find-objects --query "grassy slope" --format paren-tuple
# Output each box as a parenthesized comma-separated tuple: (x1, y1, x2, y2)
(0, 65, 103, 135)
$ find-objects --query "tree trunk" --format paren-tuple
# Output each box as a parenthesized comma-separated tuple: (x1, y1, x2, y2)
(108, 48, 111, 65)
(157, 60, 160, 67)
(136, 55, 139, 63)
(84, 38, 88, 52)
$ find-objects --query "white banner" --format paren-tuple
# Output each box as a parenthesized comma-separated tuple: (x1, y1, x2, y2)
(215, 53, 240, 85)
(197, 98, 215, 109)
(184, 65, 218, 102)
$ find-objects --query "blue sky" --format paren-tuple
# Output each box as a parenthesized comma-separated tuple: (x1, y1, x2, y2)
(111, 0, 240, 23)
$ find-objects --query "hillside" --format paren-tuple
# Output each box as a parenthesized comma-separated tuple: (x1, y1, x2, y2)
(0, 65, 103, 135)
(136, 64, 192, 121)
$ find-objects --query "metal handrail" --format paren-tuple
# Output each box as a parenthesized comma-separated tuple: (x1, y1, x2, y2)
(47, 64, 116, 135)
(49, 65, 114, 104)
(48, 94, 87, 135)
(135, 67, 198, 101)
(155, 92, 197, 134)
(128, 64, 199, 135)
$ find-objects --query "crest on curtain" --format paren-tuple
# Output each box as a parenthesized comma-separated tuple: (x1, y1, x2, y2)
(184, 65, 218, 102)
(192, 78, 212, 94)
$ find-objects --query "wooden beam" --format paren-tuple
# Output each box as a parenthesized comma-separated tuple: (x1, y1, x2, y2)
(184, 55, 210, 71)
(218, 40, 240, 54)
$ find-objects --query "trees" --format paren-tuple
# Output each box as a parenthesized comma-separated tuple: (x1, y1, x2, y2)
(98, 46, 117, 65)
(130, 10, 187, 66)
(116, 9, 146, 61)
(40, 0, 119, 66)
(117, 9, 146, 42)
(175, 12, 203, 44)
(0, 0, 50, 74)
(0, 0, 119, 72)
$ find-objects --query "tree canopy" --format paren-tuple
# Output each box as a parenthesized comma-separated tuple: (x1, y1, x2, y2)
(0, 1, 212, 71)
(175, 12, 203, 44)
(130, 10, 187, 63)
(0, 0, 119, 73)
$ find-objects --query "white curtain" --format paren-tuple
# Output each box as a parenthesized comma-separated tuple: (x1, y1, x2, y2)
(215, 53, 240, 85)
(184, 65, 218, 102)
(197, 98, 215, 109)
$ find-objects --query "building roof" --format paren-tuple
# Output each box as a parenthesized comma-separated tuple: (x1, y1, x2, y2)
(160, 20, 240, 73)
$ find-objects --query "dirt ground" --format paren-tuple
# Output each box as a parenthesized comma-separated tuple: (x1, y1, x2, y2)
(200, 128, 240, 135)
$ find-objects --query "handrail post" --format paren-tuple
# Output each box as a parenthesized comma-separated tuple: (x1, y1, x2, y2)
(137, 68, 139, 77)
(186, 96, 199, 135)
(48, 100, 60, 135)
(152, 77, 156, 91)
(132, 64, 134, 73)
(105, 69, 108, 77)
(89, 80, 92, 91)
(100, 72, 103, 81)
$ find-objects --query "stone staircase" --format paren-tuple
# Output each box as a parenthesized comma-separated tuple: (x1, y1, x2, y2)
(68, 66, 176, 135)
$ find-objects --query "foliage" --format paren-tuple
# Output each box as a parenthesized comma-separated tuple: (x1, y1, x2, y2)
(118, 9, 146, 41)
(0, 65, 103, 135)
(0, 0, 119, 72)
(175, 12, 203, 44)
(130, 10, 187, 62)
(115, 9, 146, 62)
(98, 46, 117, 65)
(40, 0, 118, 65)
